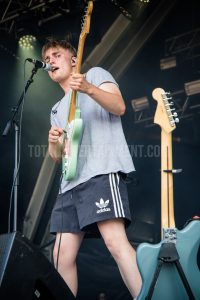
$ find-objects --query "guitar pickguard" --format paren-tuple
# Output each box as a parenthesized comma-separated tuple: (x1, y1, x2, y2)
(62, 117, 83, 181)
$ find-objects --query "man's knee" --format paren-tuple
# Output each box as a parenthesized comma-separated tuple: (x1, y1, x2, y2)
(103, 235, 124, 259)
(98, 219, 129, 259)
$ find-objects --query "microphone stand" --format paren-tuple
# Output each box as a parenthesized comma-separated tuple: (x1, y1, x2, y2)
(2, 65, 39, 232)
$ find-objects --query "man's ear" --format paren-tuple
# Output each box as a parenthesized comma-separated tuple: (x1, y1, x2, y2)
(71, 56, 77, 67)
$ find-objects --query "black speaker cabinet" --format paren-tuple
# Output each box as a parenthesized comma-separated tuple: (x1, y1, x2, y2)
(0, 232, 75, 300)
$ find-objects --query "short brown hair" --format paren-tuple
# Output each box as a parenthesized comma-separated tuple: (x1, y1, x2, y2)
(42, 37, 77, 60)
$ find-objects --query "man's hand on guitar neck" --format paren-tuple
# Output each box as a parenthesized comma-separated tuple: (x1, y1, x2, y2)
(69, 72, 126, 116)
(69, 73, 89, 93)
(48, 126, 64, 162)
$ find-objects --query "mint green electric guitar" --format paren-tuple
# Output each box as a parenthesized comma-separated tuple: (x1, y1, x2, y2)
(136, 88, 200, 300)
(62, 1, 93, 181)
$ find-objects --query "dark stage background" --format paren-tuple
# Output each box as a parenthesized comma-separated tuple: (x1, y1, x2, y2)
(0, 1, 199, 300)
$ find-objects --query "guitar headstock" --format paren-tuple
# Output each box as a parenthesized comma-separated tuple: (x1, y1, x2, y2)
(152, 88, 179, 133)
(80, 1, 93, 39)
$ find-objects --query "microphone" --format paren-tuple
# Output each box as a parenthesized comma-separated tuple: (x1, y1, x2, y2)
(26, 58, 52, 71)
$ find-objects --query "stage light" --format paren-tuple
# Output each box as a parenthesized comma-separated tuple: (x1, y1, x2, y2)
(131, 96, 149, 112)
(160, 56, 177, 70)
(138, 0, 150, 3)
(19, 35, 36, 49)
(184, 79, 200, 96)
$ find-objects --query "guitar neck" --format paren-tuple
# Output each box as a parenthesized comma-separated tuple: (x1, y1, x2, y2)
(152, 87, 178, 239)
(68, 30, 88, 123)
(68, 39, 85, 123)
(76, 37, 86, 72)
(68, 90, 77, 123)
(161, 129, 175, 235)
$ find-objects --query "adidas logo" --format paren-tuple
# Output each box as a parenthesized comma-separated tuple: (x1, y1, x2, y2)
(95, 198, 111, 214)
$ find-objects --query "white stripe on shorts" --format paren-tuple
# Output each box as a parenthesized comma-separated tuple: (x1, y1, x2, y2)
(116, 173, 125, 217)
(109, 173, 118, 217)
(109, 173, 125, 218)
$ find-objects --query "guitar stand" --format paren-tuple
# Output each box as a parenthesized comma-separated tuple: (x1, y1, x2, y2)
(145, 242, 195, 300)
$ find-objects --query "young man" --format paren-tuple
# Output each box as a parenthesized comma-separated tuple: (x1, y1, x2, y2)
(42, 38, 142, 299)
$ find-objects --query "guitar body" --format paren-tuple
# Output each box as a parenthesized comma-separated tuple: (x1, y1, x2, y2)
(136, 220, 200, 300)
(62, 116, 83, 181)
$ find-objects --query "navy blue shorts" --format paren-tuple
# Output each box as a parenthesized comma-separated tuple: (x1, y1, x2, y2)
(50, 172, 132, 234)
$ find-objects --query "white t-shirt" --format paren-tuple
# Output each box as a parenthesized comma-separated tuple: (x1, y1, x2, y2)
(50, 67, 135, 193)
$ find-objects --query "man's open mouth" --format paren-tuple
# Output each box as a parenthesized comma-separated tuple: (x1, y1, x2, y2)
(51, 67, 59, 72)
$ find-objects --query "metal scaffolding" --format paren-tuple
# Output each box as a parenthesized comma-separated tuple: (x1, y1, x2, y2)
(0, 0, 81, 38)
(164, 27, 200, 61)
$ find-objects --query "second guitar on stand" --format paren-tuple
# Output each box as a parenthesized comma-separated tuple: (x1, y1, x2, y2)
(136, 88, 200, 300)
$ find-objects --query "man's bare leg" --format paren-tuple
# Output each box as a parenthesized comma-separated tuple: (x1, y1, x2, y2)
(98, 219, 142, 298)
(53, 232, 85, 296)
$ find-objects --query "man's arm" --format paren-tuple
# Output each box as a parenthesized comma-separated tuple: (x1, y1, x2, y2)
(69, 73, 126, 116)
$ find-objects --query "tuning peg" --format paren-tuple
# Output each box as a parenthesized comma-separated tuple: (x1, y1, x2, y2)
(165, 101, 174, 107)
(170, 120, 176, 126)
(170, 116, 179, 125)
(175, 117, 179, 123)
(173, 112, 178, 117)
